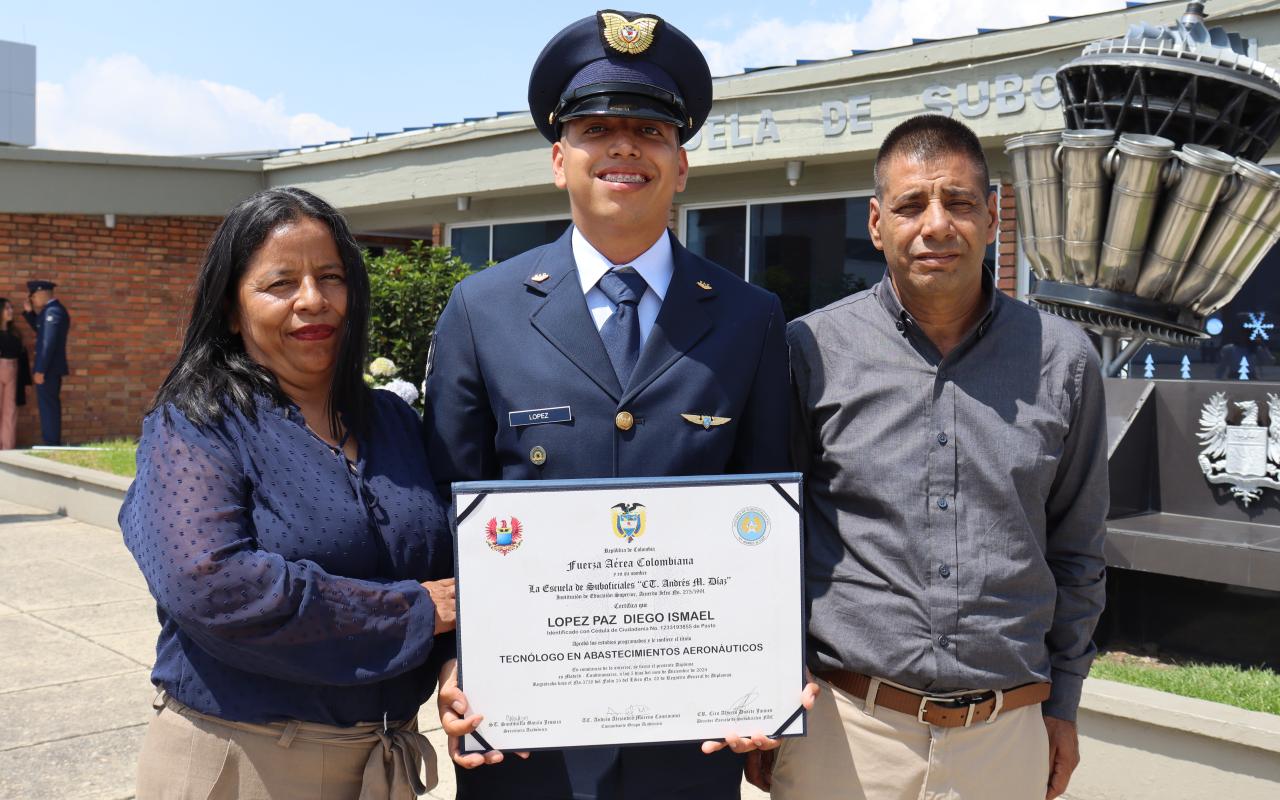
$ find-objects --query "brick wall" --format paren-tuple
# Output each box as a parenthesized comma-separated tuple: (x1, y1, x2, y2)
(0, 213, 222, 447)
(997, 179, 1018, 297)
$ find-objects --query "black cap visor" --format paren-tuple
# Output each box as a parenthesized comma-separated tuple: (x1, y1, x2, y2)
(553, 82, 690, 139)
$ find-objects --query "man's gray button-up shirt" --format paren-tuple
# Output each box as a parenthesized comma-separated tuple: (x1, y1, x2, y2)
(787, 269, 1109, 721)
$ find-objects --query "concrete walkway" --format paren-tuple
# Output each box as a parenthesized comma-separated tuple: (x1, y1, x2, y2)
(0, 499, 766, 799)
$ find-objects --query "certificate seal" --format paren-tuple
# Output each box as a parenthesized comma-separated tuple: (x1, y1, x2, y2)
(485, 517, 524, 555)
(732, 507, 770, 545)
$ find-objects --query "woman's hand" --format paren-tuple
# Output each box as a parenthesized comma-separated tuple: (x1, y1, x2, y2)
(422, 578, 456, 634)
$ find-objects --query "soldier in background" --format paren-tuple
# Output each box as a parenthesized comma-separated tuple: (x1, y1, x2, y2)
(23, 279, 71, 445)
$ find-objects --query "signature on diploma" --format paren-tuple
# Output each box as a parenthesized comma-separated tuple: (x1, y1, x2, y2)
(729, 689, 760, 712)
(605, 704, 651, 718)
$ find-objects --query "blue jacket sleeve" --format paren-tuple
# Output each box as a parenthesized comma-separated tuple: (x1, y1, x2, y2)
(30, 306, 65, 375)
(728, 293, 791, 473)
(121, 409, 441, 687)
(422, 284, 498, 494)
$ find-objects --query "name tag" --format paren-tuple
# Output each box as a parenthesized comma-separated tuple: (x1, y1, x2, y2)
(509, 406, 573, 427)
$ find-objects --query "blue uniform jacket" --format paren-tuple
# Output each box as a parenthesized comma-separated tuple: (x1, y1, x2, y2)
(423, 227, 790, 489)
(24, 299, 70, 377)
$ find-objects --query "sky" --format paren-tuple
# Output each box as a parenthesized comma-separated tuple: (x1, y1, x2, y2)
(0, 0, 1131, 155)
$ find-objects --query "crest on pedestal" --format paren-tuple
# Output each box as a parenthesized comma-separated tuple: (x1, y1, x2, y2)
(1197, 392, 1280, 505)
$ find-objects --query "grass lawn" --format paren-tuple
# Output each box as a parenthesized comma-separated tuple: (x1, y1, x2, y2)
(1091, 651, 1280, 715)
(29, 438, 138, 478)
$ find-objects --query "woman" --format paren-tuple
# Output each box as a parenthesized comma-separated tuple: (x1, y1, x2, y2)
(0, 298, 32, 449)
(120, 188, 454, 799)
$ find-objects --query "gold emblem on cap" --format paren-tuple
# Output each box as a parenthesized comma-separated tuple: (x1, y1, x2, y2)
(530, 446, 547, 466)
(615, 411, 635, 431)
(696, 280, 712, 290)
(531, 272, 550, 283)
(600, 12, 659, 55)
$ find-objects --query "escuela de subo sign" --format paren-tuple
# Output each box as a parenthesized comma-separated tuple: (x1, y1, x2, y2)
(684, 67, 1061, 151)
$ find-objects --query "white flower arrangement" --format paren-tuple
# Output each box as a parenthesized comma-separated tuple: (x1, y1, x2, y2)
(365, 357, 421, 409)
(369, 357, 398, 379)
(381, 378, 420, 406)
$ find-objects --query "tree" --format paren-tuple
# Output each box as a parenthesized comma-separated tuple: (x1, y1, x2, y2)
(365, 242, 479, 390)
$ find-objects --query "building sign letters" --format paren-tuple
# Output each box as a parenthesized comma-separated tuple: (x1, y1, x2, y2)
(684, 67, 1061, 151)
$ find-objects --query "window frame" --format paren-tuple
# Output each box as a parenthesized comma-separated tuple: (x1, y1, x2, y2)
(445, 212, 573, 263)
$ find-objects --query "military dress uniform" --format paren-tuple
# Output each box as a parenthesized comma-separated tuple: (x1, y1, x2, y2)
(23, 280, 70, 445)
(422, 11, 790, 800)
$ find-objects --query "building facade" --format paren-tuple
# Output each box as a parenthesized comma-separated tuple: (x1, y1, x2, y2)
(1, 0, 1278, 446)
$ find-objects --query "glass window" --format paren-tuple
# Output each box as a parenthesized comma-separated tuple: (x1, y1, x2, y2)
(493, 220, 572, 262)
(686, 206, 747, 276)
(449, 226, 489, 268)
(686, 194, 1000, 321)
(749, 198, 885, 321)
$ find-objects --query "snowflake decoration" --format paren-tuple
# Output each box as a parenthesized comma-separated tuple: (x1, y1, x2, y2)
(1244, 312, 1273, 342)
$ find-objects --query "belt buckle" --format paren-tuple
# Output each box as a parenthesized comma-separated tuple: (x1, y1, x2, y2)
(916, 692, 994, 727)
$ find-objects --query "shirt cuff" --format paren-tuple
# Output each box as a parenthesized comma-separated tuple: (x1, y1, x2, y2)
(1043, 669, 1084, 722)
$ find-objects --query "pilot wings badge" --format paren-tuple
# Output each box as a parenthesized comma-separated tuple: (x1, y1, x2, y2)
(1197, 392, 1280, 506)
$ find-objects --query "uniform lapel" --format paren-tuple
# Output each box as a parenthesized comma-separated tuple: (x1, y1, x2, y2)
(621, 234, 715, 404)
(528, 229, 624, 400)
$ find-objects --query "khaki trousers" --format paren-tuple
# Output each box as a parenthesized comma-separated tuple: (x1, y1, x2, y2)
(771, 677, 1050, 800)
(0, 359, 16, 450)
(136, 695, 436, 800)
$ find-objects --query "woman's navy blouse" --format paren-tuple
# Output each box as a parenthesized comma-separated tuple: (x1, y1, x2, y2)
(120, 390, 453, 726)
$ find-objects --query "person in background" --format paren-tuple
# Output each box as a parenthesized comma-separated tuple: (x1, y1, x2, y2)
(120, 187, 455, 799)
(0, 298, 33, 449)
(22, 279, 70, 445)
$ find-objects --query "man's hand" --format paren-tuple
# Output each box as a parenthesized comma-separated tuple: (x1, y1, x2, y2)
(1044, 716, 1080, 799)
(422, 578, 456, 634)
(23, 298, 32, 314)
(745, 749, 776, 792)
(437, 658, 528, 769)
(701, 678, 820, 756)
(33, 372, 44, 386)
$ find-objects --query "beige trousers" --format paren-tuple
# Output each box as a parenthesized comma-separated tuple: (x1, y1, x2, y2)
(135, 696, 436, 800)
(771, 677, 1050, 800)
(0, 359, 16, 450)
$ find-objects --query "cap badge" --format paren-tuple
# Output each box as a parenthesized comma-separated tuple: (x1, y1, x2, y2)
(599, 11, 659, 55)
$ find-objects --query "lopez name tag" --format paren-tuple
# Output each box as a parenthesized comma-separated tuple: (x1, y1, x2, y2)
(509, 406, 573, 427)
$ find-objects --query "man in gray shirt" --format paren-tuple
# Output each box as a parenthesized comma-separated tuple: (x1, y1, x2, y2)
(756, 115, 1108, 800)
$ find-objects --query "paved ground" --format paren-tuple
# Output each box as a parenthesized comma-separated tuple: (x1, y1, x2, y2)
(0, 498, 766, 799)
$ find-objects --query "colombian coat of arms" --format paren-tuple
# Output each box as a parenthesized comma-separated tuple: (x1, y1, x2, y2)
(611, 502, 646, 543)
(1197, 392, 1280, 506)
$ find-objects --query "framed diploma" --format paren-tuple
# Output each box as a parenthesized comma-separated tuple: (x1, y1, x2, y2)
(452, 473, 806, 753)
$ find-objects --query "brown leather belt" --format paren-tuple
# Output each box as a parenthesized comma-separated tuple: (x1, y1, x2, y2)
(817, 669, 1051, 728)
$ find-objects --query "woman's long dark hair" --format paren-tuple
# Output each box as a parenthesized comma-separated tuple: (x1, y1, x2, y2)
(152, 187, 371, 438)
(0, 298, 14, 335)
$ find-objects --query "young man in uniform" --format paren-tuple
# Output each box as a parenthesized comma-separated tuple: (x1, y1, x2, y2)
(423, 10, 807, 800)
(23, 279, 70, 446)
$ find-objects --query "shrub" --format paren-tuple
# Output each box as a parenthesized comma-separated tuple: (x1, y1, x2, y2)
(365, 242, 477, 390)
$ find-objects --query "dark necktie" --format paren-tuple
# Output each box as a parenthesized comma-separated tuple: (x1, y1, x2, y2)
(597, 268, 648, 387)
